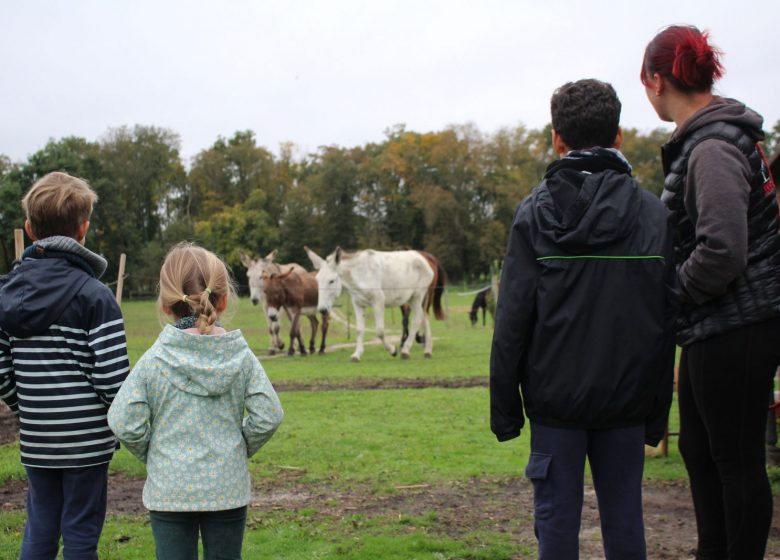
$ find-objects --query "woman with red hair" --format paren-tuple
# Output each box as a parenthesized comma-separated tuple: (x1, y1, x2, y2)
(641, 25, 780, 559)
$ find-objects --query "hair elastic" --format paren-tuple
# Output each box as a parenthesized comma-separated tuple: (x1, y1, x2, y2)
(205, 287, 212, 295)
(182, 294, 188, 302)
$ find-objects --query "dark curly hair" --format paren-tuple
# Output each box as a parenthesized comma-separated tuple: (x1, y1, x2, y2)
(550, 79, 621, 150)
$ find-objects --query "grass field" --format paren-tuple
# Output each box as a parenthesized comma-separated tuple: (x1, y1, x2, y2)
(0, 290, 698, 558)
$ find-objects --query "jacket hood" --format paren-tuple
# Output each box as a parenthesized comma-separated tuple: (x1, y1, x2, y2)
(673, 96, 764, 143)
(533, 148, 641, 252)
(0, 258, 92, 337)
(155, 325, 249, 397)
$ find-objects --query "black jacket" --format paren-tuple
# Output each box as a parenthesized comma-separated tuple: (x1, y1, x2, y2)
(660, 97, 780, 345)
(490, 149, 678, 445)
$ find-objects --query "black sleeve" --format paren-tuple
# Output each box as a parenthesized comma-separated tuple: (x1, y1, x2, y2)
(490, 203, 539, 442)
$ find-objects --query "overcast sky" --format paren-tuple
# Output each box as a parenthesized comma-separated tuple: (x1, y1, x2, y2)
(2, 0, 778, 165)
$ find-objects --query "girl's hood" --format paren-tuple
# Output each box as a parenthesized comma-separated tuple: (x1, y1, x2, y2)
(154, 325, 251, 396)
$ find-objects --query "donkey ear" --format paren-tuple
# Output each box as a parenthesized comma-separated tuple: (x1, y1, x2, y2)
(334, 246, 343, 265)
(239, 251, 253, 268)
(264, 249, 278, 262)
(304, 246, 325, 270)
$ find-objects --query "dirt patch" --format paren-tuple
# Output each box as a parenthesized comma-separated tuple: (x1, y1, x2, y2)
(274, 376, 488, 392)
(2, 473, 778, 558)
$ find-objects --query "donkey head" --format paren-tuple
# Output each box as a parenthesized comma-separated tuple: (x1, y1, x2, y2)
(262, 268, 292, 321)
(305, 246, 342, 315)
(240, 250, 278, 305)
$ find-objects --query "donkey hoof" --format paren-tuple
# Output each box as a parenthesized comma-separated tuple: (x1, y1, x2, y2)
(401, 352, 410, 360)
(279, 343, 285, 351)
(318, 349, 326, 355)
(424, 352, 432, 359)
(268, 349, 276, 356)
(390, 347, 398, 357)
(350, 355, 361, 363)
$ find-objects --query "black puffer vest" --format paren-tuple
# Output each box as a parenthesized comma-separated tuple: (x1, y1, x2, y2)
(661, 121, 780, 346)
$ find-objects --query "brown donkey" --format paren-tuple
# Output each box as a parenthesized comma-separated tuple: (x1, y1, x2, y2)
(262, 269, 329, 355)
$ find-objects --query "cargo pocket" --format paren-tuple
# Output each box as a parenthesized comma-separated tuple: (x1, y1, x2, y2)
(525, 452, 553, 520)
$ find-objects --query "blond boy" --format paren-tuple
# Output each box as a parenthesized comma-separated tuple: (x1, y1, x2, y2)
(0, 172, 129, 559)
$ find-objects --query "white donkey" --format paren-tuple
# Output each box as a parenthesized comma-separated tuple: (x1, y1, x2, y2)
(304, 246, 434, 361)
(239, 250, 306, 354)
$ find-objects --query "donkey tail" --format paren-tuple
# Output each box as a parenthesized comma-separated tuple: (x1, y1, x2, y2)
(432, 260, 447, 321)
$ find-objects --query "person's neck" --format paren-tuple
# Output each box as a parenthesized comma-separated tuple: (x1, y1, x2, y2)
(670, 91, 714, 128)
(183, 326, 227, 335)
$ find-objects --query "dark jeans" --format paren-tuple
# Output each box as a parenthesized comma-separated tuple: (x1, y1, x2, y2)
(20, 463, 109, 560)
(526, 422, 646, 560)
(678, 316, 780, 560)
(149, 506, 248, 560)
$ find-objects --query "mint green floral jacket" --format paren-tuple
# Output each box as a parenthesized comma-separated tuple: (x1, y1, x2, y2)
(108, 325, 283, 511)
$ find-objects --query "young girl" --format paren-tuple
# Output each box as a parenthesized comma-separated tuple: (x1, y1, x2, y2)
(108, 242, 283, 560)
(641, 25, 780, 559)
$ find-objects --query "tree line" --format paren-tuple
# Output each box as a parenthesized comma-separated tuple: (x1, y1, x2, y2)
(1, 121, 778, 295)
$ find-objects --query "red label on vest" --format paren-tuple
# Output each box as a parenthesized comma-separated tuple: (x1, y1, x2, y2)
(757, 143, 777, 196)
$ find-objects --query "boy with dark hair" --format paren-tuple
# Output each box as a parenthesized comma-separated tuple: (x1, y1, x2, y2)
(490, 79, 678, 559)
(0, 171, 130, 559)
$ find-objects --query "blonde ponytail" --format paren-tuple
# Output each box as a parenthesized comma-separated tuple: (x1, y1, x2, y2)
(158, 242, 236, 334)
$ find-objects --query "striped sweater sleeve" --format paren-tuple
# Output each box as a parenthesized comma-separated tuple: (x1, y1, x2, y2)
(0, 327, 18, 415)
(87, 293, 130, 407)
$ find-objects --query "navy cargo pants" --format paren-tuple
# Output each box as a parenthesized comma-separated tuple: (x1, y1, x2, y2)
(526, 422, 647, 560)
(20, 463, 109, 560)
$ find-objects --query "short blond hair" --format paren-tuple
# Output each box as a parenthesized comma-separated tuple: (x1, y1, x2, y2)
(22, 172, 97, 239)
(159, 242, 237, 334)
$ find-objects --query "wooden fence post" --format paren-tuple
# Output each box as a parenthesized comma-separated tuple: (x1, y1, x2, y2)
(115, 253, 126, 305)
(14, 229, 24, 261)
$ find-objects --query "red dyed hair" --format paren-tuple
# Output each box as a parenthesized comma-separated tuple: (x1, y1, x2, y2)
(641, 25, 725, 93)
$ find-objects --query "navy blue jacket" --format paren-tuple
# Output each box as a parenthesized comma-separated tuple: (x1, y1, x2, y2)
(0, 241, 129, 468)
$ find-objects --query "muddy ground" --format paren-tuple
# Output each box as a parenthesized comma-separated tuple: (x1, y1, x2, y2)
(2, 386, 780, 558)
(2, 468, 777, 558)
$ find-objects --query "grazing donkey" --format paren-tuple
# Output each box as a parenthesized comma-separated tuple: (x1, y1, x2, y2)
(240, 250, 307, 354)
(262, 269, 328, 355)
(305, 246, 435, 361)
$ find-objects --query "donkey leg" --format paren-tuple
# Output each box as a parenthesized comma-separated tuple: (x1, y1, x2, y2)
(400, 296, 426, 359)
(373, 300, 396, 357)
(288, 312, 301, 356)
(307, 315, 318, 354)
(422, 311, 433, 358)
(318, 313, 329, 354)
(400, 305, 410, 347)
(295, 312, 307, 356)
(350, 303, 366, 362)
(268, 321, 280, 355)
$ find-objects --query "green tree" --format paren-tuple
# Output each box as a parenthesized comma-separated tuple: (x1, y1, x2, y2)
(621, 127, 668, 196)
(99, 125, 186, 293)
(763, 119, 780, 160)
(0, 155, 24, 272)
(305, 146, 362, 252)
(187, 131, 276, 220)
